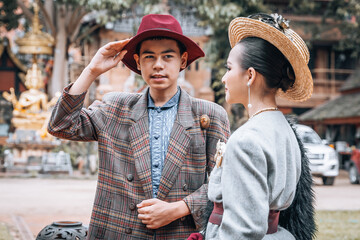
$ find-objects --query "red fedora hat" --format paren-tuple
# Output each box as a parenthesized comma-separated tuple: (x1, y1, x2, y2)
(122, 14, 205, 75)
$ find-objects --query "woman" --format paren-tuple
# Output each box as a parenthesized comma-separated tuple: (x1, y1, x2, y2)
(205, 13, 316, 239)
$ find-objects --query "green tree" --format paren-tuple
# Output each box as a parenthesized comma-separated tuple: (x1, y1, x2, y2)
(0, 0, 21, 31)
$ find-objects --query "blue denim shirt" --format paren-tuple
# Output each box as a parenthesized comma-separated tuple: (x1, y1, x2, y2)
(148, 89, 180, 198)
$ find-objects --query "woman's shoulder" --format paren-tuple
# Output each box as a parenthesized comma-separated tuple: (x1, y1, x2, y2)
(227, 123, 262, 153)
(228, 111, 293, 149)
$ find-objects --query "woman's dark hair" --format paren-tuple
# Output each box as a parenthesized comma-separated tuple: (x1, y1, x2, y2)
(237, 37, 295, 92)
(135, 36, 186, 55)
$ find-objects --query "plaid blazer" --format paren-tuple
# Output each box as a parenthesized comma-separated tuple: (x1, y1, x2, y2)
(48, 85, 230, 239)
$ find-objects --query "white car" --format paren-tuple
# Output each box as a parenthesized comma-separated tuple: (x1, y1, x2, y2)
(295, 124, 339, 185)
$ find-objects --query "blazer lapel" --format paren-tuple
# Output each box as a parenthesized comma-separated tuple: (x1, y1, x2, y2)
(157, 89, 194, 200)
(129, 88, 153, 199)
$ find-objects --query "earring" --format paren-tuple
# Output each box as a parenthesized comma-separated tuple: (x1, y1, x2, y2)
(247, 82, 252, 108)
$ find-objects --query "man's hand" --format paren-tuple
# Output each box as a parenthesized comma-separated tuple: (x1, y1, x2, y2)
(87, 39, 130, 77)
(137, 199, 190, 229)
(69, 39, 130, 95)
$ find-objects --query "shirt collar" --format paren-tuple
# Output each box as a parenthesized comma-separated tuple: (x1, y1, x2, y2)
(148, 88, 181, 109)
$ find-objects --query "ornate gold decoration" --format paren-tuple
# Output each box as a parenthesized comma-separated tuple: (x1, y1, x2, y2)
(15, 1, 55, 55)
(214, 140, 226, 167)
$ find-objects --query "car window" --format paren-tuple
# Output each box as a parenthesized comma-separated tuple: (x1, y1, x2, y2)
(298, 129, 322, 144)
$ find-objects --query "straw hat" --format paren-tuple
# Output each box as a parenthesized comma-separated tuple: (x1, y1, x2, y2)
(228, 13, 313, 102)
(122, 14, 205, 75)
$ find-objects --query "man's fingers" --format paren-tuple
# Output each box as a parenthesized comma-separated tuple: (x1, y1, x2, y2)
(113, 50, 127, 62)
(109, 39, 131, 51)
(103, 39, 130, 56)
(138, 214, 149, 220)
(137, 206, 152, 214)
(137, 199, 157, 208)
(146, 224, 157, 229)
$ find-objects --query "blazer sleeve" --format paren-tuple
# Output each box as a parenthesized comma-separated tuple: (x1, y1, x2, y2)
(219, 131, 270, 239)
(183, 105, 230, 230)
(47, 84, 108, 141)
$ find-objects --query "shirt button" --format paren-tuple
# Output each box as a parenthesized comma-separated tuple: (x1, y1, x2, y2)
(125, 228, 132, 234)
(127, 174, 134, 182)
(180, 216, 186, 221)
(156, 108, 161, 113)
(154, 162, 159, 168)
(182, 183, 188, 191)
(154, 135, 159, 140)
(129, 203, 136, 211)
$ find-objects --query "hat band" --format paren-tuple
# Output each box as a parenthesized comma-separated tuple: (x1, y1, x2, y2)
(141, 27, 175, 32)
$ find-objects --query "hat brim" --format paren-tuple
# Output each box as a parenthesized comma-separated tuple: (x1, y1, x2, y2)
(229, 17, 313, 102)
(122, 29, 205, 75)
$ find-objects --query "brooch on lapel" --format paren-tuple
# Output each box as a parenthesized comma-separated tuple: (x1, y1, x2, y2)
(200, 114, 210, 129)
(214, 140, 226, 167)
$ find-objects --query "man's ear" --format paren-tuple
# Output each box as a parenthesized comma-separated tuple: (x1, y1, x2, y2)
(133, 54, 141, 70)
(180, 52, 188, 69)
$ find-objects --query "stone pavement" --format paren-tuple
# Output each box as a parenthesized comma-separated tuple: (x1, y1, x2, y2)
(0, 170, 359, 239)
(0, 173, 97, 240)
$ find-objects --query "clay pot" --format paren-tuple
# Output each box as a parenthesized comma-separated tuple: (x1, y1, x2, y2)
(36, 221, 88, 240)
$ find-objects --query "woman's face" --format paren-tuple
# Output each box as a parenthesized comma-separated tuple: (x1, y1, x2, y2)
(222, 44, 249, 105)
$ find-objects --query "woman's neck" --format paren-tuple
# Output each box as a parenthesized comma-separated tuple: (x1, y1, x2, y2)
(246, 95, 277, 118)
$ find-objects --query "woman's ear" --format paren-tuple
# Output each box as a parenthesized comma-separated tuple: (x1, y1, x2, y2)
(247, 67, 257, 86)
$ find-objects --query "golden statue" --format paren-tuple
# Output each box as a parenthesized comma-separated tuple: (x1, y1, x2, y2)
(4, 63, 47, 113)
(2, 62, 60, 131)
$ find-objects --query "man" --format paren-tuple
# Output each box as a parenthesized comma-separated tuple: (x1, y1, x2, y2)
(48, 14, 230, 239)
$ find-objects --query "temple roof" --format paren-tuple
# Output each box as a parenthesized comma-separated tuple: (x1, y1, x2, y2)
(299, 92, 360, 121)
(340, 67, 360, 92)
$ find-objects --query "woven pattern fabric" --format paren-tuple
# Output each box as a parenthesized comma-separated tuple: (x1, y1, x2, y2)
(48, 84, 230, 239)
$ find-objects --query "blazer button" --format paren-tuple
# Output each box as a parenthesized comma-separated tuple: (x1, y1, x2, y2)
(182, 183, 188, 191)
(127, 174, 134, 182)
(129, 203, 136, 211)
(125, 228, 132, 234)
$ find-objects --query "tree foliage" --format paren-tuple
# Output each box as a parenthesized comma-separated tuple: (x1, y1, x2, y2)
(290, 0, 360, 59)
(324, 0, 360, 59)
(0, 0, 22, 31)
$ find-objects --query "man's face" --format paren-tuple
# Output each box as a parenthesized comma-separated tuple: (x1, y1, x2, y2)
(133, 39, 188, 93)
